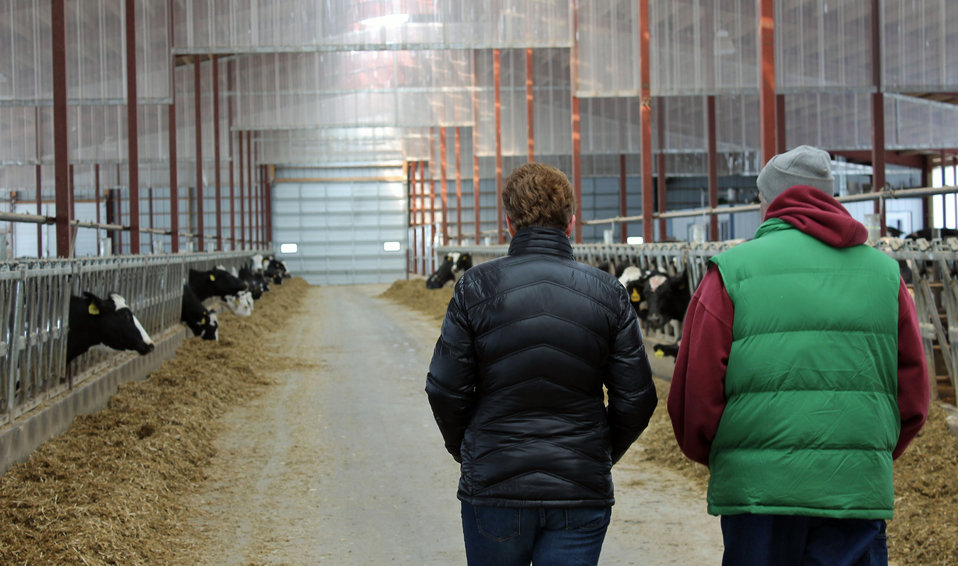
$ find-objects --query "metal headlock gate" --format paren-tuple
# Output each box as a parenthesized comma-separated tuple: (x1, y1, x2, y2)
(0, 250, 269, 474)
(438, 238, 958, 408)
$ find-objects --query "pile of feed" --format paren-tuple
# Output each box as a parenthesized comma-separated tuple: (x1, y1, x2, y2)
(0, 277, 309, 566)
(380, 277, 958, 566)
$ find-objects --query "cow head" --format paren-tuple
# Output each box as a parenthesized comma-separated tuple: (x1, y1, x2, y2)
(618, 265, 650, 322)
(221, 291, 254, 317)
(69, 292, 155, 362)
(425, 252, 473, 289)
(643, 271, 691, 330)
(264, 258, 289, 284)
(189, 267, 248, 300)
(184, 305, 219, 340)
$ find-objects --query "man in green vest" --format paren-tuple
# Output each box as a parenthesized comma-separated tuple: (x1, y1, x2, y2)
(668, 145, 929, 565)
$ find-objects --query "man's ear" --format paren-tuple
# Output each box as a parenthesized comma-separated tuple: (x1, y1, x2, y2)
(565, 214, 576, 237)
(506, 216, 517, 237)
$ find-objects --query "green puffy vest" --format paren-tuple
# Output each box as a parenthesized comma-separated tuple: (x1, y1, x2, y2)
(708, 218, 901, 519)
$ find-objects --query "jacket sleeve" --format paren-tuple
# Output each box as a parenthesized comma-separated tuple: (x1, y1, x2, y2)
(667, 265, 734, 467)
(605, 283, 658, 465)
(893, 277, 929, 459)
(425, 281, 478, 463)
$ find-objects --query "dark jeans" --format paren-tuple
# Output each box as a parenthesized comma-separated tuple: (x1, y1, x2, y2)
(721, 514, 888, 566)
(461, 501, 612, 566)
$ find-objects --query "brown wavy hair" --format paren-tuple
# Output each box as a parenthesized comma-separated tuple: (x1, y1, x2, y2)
(502, 162, 576, 232)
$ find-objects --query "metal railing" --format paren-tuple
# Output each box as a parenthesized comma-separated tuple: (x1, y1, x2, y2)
(438, 237, 958, 406)
(0, 249, 269, 427)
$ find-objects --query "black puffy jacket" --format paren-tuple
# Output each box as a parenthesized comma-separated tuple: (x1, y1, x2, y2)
(426, 227, 657, 508)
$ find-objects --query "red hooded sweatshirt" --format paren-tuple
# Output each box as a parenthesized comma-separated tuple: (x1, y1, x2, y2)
(667, 185, 929, 466)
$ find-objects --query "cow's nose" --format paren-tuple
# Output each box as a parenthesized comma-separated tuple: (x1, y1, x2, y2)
(145, 343, 155, 353)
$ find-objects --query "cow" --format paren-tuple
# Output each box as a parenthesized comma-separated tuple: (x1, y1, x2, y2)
(181, 284, 219, 340)
(67, 292, 155, 363)
(238, 265, 268, 299)
(426, 252, 473, 289)
(653, 342, 680, 359)
(643, 270, 692, 331)
(618, 265, 651, 322)
(220, 290, 254, 317)
(188, 267, 248, 302)
(263, 256, 290, 284)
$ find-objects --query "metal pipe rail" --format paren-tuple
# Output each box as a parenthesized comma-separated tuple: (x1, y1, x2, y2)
(584, 184, 958, 225)
(436, 237, 958, 406)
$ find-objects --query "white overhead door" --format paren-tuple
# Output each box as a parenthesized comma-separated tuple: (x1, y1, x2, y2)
(272, 165, 407, 286)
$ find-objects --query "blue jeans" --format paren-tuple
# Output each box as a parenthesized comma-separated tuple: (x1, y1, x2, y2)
(461, 501, 611, 566)
(721, 514, 888, 566)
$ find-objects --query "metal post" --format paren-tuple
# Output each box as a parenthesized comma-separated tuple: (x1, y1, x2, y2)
(494, 49, 504, 244)
(526, 48, 535, 162)
(759, 0, 776, 165)
(213, 55, 222, 250)
(194, 57, 204, 251)
(707, 95, 719, 241)
(52, 0, 71, 257)
(640, 0, 653, 243)
(125, 0, 140, 254)
(455, 127, 463, 244)
(440, 126, 448, 245)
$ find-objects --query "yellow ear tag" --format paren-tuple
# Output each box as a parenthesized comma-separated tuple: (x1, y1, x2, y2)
(88, 303, 100, 316)
(630, 288, 641, 303)
(655, 349, 665, 358)
(209, 274, 216, 281)
(200, 317, 206, 325)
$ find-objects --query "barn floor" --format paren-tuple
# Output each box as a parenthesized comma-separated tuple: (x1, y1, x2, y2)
(3, 278, 954, 565)
(182, 283, 723, 565)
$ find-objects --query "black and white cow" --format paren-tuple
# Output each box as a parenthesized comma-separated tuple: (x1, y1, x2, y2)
(181, 284, 219, 340)
(67, 292, 155, 363)
(220, 290, 254, 317)
(618, 265, 651, 323)
(652, 342, 681, 359)
(263, 256, 290, 284)
(643, 270, 692, 331)
(426, 252, 473, 289)
(238, 265, 268, 299)
(188, 267, 248, 302)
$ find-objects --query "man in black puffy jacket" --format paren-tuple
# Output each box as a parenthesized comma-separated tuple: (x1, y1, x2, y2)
(426, 162, 658, 566)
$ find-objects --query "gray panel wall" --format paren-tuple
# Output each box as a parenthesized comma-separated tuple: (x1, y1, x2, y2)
(272, 166, 407, 285)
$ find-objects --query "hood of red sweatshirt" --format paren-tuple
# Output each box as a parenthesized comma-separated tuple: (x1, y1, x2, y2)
(764, 185, 868, 248)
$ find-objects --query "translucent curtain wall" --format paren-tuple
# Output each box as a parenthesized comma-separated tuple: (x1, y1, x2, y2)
(883, 0, 958, 91)
(575, 0, 641, 97)
(175, 0, 571, 52)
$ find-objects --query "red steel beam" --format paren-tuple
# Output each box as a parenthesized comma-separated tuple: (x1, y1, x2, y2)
(440, 126, 449, 244)
(494, 49, 504, 244)
(36, 164, 42, 257)
(776, 94, 787, 153)
(640, 0, 653, 243)
(227, 60, 235, 250)
(213, 55, 222, 250)
(409, 161, 418, 274)
(247, 131, 252, 248)
(125, 0, 140, 254)
(871, 0, 886, 235)
(619, 154, 628, 243)
(707, 95, 719, 241)
(657, 98, 667, 238)
(759, 0, 776, 165)
(52, 0, 71, 257)
(571, 3, 583, 243)
(472, 52, 481, 245)
(455, 126, 463, 244)
(526, 48, 535, 161)
(194, 58, 204, 252)
(167, 2, 178, 253)
(238, 131, 245, 250)
(420, 160, 427, 274)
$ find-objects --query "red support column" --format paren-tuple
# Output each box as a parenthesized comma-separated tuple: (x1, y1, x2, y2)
(440, 126, 449, 244)
(455, 127, 463, 244)
(526, 48, 535, 162)
(472, 52, 482, 245)
(494, 49, 504, 244)
(239, 131, 245, 250)
(168, 6, 179, 253)
(420, 160, 427, 274)
(409, 161, 418, 274)
(35, 164, 42, 257)
(759, 0, 776, 165)
(125, 0, 140, 254)
(776, 94, 787, 153)
(619, 154, 628, 243)
(657, 98, 668, 238)
(870, 0, 887, 235)
(194, 57, 204, 252)
(571, 3, 584, 243)
(247, 131, 253, 249)
(706, 95, 719, 241)
(639, 0, 654, 243)
(213, 55, 222, 250)
(228, 60, 235, 250)
(52, 0, 71, 257)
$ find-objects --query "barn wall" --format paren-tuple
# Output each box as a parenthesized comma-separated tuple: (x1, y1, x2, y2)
(272, 165, 408, 285)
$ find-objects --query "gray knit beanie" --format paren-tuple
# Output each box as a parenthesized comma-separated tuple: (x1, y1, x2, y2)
(757, 145, 835, 203)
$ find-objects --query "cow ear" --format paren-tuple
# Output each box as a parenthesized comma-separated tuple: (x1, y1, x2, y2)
(83, 292, 101, 315)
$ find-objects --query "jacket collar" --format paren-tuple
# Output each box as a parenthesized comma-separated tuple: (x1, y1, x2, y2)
(508, 226, 575, 259)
